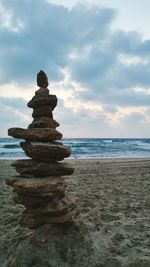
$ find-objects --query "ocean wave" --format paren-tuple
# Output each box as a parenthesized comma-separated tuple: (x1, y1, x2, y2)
(102, 140, 113, 143)
(3, 144, 20, 149)
(1, 137, 150, 159)
(0, 150, 26, 159)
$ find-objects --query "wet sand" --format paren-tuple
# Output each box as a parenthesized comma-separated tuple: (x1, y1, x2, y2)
(1, 158, 150, 266)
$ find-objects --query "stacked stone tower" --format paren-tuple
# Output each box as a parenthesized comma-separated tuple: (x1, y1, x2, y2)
(6, 70, 79, 229)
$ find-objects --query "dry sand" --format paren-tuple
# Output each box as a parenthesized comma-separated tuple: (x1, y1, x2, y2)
(0, 158, 150, 266)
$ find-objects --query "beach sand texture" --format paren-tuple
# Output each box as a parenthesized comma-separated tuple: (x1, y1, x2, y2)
(1, 158, 150, 266)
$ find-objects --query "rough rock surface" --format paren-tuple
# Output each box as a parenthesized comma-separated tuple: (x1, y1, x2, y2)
(32, 105, 53, 118)
(28, 117, 59, 129)
(28, 94, 57, 110)
(26, 195, 78, 216)
(20, 141, 71, 161)
(20, 207, 80, 228)
(6, 176, 65, 194)
(8, 127, 62, 141)
(37, 70, 49, 87)
(12, 159, 74, 177)
(12, 191, 65, 207)
(35, 87, 49, 96)
(6, 174, 79, 228)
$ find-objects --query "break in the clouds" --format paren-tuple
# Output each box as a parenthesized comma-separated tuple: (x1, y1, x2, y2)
(0, 0, 150, 137)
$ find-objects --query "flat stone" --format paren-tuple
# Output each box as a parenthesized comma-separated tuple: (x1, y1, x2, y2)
(20, 141, 71, 161)
(6, 176, 66, 194)
(20, 207, 80, 229)
(12, 159, 74, 177)
(28, 117, 59, 129)
(28, 95, 57, 110)
(8, 127, 62, 141)
(26, 195, 78, 216)
(32, 106, 53, 118)
(35, 87, 49, 96)
(12, 191, 64, 207)
(15, 190, 65, 198)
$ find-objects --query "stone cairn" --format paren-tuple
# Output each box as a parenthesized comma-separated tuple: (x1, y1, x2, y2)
(6, 70, 79, 229)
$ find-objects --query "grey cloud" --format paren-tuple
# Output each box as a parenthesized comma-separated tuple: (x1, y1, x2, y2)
(122, 112, 145, 124)
(0, 97, 28, 111)
(70, 41, 150, 94)
(0, 1, 115, 84)
(55, 99, 112, 138)
(111, 31, 150, 56)
(103, 105, 117, 113)
(79, 86, 150, 106)
(119, 112, 149, 137)
(55, 99, 96, 125)
(107, 112, 150, 138)
(0, 97, 31, 136)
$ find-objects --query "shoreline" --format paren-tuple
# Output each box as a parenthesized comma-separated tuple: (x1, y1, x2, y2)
(1, 156, 150, 161)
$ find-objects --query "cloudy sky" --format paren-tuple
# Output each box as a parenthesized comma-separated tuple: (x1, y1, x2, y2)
(0, 0, 150, 138)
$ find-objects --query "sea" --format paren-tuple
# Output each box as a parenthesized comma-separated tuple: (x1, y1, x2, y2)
(0, 137, 150, 159)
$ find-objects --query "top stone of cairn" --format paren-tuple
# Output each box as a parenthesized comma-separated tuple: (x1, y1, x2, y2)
(37, 70, 49, 88)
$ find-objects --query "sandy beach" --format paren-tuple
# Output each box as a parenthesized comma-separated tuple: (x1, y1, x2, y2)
(1, 158, 150, 266)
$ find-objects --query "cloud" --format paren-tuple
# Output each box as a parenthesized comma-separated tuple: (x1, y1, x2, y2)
(0, 1, 150, 137)
(116, 112, 150, 137)
(0, 97, 31, 136)
(0, 96, 27, 111)
(69, 32, 150, 101)
(55, 99, 113, 138)
(0, 0, 115, 84)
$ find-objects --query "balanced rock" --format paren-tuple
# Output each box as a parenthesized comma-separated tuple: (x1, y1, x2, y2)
(6, 176, 65, 194)
(20, 207, 80, 229)
(28, 117, 59, 129)
(8, 127, 62, 141)
(37, 70, 49, 88)
(12, 191, 65, 207)
(20, 141, 71, 161)
(32, 105, 53, 119)
(28, 94, 57, 110)
(25, 196, 78, 216)
(35, 87, 49, 96)
(12, 160, 74, 177)
(6, 70, 79, 229)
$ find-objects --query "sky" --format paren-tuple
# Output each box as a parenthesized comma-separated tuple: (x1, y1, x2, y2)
(0, 0, 150, 138)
